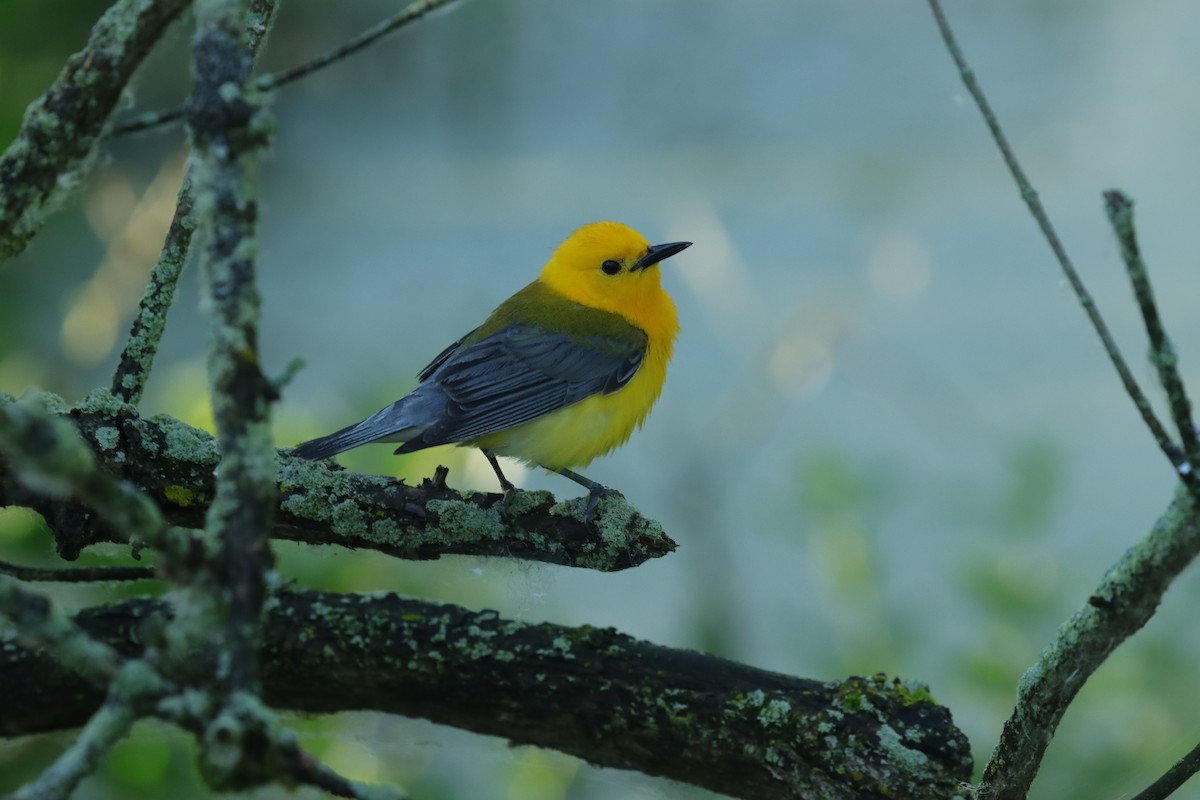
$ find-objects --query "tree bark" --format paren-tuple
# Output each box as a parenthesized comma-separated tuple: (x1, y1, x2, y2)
(0, 391, 674, 571)
(2, 590, 974, 800)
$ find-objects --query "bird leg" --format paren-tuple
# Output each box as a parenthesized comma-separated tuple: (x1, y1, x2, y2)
(549, 466, 621, 520)
(482, 450, 520, 516)
(483, 452, 618, 521)
(482, 450, 516, 493)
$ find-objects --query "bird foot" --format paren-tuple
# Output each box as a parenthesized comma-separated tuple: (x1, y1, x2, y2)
(583, 485, 624, 521)
(498, 486, 519, 518)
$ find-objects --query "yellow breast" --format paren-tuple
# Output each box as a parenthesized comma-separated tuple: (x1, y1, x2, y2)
(473, 335, 671, 470)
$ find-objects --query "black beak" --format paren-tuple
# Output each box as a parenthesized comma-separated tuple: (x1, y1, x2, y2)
(632, 240, 692, 272)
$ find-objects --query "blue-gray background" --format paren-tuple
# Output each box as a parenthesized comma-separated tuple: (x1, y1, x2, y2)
(3, 1, 1199, 798)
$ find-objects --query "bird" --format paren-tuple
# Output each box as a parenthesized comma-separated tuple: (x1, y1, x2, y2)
(292, 221, 692, 516)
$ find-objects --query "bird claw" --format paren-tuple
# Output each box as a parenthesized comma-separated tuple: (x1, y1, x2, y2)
(584, 485, 624, 521)
(498, 486, 518, 518)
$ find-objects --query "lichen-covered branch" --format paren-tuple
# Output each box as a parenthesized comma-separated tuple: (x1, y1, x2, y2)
(111, 0, 279, 406)
(981, 488, 1200, 798)
(926, 4, 1200, 796)
(110, 177, 197, 405)
(0, 391, 166, 550)
(1, 591, 974, 799)
(0, 575, 122, 685)
(0, 0, 192, 262)
(0, 391, 675, 570)
(187, 0, 276, 698)
(9, 660, 166, 800)
(10, 699, 136, 800)
(175, 0, 281, 788)
(1104, 190, 1200, 486)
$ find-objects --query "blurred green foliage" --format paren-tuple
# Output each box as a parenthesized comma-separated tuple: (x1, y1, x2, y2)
(0, 0, 116, 145)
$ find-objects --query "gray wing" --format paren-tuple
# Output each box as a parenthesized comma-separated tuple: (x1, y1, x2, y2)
(395, 323, 646, 452)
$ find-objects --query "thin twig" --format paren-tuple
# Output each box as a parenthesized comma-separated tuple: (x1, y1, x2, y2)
(111, 176, 196, 405)
(244, 0, 280, 55)
(1131, 737, 1200, 800)
(282, 743, 410, 800)
(1104, 190, 1200, 488)
(111, 0, 460, 137)
(0, 559, 156, 583)
(10, 701, 137, 800)
(110, 0, 280, 405)
(259, 0, 457, 90)
(925, 0, 1194, 496)
(0, 575, 122, 684)
(8, 658, 170, 800)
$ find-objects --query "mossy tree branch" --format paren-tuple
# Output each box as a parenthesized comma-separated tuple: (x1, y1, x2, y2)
(1, 590, 974, 800)
(0, 391, 676, 571)
(187, 0, 276, 702)
(0, 0, 192, 262)
(982, 489, 1200, 797)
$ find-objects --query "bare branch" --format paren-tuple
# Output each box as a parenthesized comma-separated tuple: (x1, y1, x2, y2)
(924, 10, 1200, 790)
(279, 743, 410, 800)
(0, 559, 156, 583)
(112, 0, 461, 137)
(258, 0, 459, 91)
(924, 0, 1198, 498)
(0, 0, 192, 261)
(1104, 190, 1200, 486)
(1131, 737, 1200, 800)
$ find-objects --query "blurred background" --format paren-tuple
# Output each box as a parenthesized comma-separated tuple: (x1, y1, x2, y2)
(3, 1, 1200, 798)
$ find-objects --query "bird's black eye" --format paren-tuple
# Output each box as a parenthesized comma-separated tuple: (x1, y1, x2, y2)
(601, 259, 622, 276)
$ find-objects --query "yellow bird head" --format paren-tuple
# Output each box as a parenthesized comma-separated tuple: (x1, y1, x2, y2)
(538, 221, 691, 327)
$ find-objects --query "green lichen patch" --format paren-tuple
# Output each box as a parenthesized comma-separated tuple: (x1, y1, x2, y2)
(164, 484, 197, 507)
(152, 414, 220, 466)
(17, 389, 69, 416)
(94, 425, 121, 453)
(426, 498, 504, 542)
(75, 387, 127, 417)
(503, 488, 553, 517)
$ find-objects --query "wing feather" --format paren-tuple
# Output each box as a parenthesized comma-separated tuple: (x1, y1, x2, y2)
(395, 323, 645, 451)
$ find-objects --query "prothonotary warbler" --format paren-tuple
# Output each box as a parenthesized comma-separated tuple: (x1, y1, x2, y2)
(293, 221, 692, 515)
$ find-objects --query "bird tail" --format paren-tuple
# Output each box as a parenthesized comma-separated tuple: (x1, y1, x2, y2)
(292, 397, 424, 460)
(293, 421, 382, 460)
